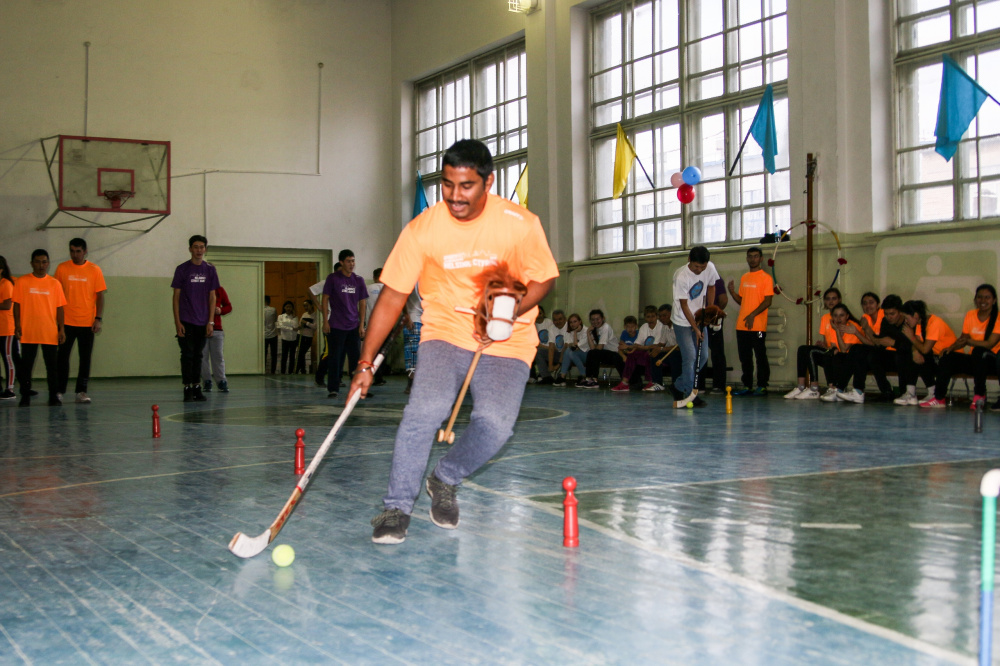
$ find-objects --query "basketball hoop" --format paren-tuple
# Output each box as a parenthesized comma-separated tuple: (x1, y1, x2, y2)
(103, 190, 135, 209)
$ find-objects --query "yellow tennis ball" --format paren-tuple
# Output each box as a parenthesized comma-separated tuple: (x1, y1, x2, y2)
(686, 402, 694, 409)
(272, 544, 295, 567)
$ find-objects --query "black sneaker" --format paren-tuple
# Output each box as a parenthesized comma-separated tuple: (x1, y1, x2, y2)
(192, 386, 207, 402)
(183, 386, 194, 402)
(0, 389, 15, 400)
(371, 508, 410, 544)
(538, 376, 554, 385)
(552, 376, 567, 387)
(48, 394, 62, 407)
(19, 395, 30, 407)
(203, 380, 213, 392)
(327, 391, 339, 398)
(426, 474, 459, 529)
(218, 381, 229, 393)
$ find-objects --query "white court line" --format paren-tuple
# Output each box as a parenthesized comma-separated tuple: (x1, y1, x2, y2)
(528, 454, 1000, 498)
(464, 480, 974, 666)
(910, 523, 973, 530)
(800, 523, 863, 530)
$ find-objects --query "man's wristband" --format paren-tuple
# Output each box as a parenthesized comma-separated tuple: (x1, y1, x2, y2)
(94, 316, 102, 321)
(357, 360, 375, 369)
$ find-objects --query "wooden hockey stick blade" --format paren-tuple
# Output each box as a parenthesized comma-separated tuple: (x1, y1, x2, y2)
(228, 326, 399, 559)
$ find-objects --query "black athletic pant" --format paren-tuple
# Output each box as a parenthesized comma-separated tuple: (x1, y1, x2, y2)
(18, 343, 58, 398)
(867, 346, 898, 395)
(264, 336, 278, 374)
(697, 326, 727, 390)
(296, 335, 313, 373)
(797, 345, 833, 384)
(736, 330, 769, 388)
(280, 338, 298, 374)
(651, 348, 681, 385)
(326, 328, 360, 392)
(57, 324, 95, 394)
(830, 346, 871, 392)
(895, 348, 938, 391)
(177, 322, 207, 385)
(585, 349, 624, 379)
(933, 348, 1000, 400)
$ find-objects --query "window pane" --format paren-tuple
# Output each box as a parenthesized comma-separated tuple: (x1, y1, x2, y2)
(902, 186, 954, 223)
(597, 227, 624, 254)
(897, 0, 949, 18)
(595, 100, 623, 126)
(655, 49, 679, 85)
(594, 69, 623, 103)
(763, 15, 787, 53)
(899, 147, 953, 186)
(475, 62, 497, 109)
(689, 0, 724, 39)
(694, 180, 727, 210)
(769, 205, 790, 233)
(657, 0, 679, 49)
(594, 137, 616, 199)
(981, 181, 1000, 217)
(693, 213, 727, 243)
(765, 0, 786, 16)
(637, 222, 655, 249)
(594, 12, 623, 71)
(980, 136, 1000, 177)
(691, 72, 724, 101)
(688, 35, 724, 74)
(740, 23, 763, 60)
(634, 1, 654, 58)
(418, 85, 437, 129)
(657, 219, 682, 247)
(742, 208, 766, 239)
(696, 113, 727, 180)
(738, 0, 762, 23)
(898, 12, 951, 50)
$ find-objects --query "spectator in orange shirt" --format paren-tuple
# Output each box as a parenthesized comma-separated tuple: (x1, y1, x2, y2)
(892, 299, 956, 406)
(13, 249, 67, 407)
(0, 255, 17, 400)
(727, 246, 774, 396)
(819, 303, 868, 403)
(55, 238, 107, 404)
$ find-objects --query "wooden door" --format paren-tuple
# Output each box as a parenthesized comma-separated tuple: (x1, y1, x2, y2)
(265, 261, 321, 371)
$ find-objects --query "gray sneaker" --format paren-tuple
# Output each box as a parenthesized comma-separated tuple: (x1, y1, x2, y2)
(75, 392, 91, 404)
(371, 508, 410, 544)
(426, 474, 459, 529)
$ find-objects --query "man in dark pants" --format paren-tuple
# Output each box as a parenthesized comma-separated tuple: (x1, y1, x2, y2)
(55, 238, 107, 404)
(321, 250, 367, 399)
(13, 249, 66, 407)
(727, 247, 773, 396)
(171, 235, 218, 402)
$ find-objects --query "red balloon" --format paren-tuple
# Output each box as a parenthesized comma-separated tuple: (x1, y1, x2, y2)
(677, 184, 695, 204)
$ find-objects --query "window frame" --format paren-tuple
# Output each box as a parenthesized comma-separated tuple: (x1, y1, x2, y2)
(588, 0, 790, 259)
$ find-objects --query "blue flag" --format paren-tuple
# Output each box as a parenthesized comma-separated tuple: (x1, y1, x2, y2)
(935, 55, 990, 161)
(412, 171, 429, 219)
(749, 84, 778, 175)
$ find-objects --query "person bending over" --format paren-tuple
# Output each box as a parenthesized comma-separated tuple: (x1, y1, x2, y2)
(672, 245, 720, 407)
(892, 299, 956, 406)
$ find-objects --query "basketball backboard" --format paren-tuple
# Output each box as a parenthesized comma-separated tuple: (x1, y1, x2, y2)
(56, 135, 170, 214)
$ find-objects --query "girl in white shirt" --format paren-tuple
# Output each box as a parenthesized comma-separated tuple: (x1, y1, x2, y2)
(276, 301, 299, 374)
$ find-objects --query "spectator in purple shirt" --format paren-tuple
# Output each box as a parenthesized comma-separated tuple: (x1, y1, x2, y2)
(321, 249, 368, 398)
(171, 235, 219, 402)
(698, 275, 729, 393)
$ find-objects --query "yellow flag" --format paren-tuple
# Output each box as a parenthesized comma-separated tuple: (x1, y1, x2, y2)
(514, 164, 529, 209)
(613, 123, 637, 199)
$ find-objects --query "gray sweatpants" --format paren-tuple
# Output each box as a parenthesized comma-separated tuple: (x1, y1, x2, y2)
(201, 330, 227, 384)
(382, 340, 529, 514)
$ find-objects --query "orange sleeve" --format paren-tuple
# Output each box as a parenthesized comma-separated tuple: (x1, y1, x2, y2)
(379, 221, 424, 297)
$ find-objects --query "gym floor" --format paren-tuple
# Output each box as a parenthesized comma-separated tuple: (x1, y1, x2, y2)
(1, 374, 995, 665)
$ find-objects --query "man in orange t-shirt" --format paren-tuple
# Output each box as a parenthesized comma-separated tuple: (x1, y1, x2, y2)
(352, 140, 558, 545)
(13, 249, 67, 407)
(55, 238, 107, 404)
(727, 246, 773, 396)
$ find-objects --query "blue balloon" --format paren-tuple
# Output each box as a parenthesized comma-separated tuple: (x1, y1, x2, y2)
(682, 166, 702, 186)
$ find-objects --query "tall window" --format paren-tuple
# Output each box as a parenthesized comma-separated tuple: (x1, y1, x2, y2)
(414, 41, 528, 208)
(896, 1, 1000, 225)
(590, 0, 789, 256)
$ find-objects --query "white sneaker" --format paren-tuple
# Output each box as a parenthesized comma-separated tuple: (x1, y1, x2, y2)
(794, 387, 821, 400)
(819, 388, 840, 402)
(75, 392, 91, 404)
(837, 388, 864, 404)
(642, 383, 664, 392)
(784, 386, 806, 399)
(894, 394, 919, 406)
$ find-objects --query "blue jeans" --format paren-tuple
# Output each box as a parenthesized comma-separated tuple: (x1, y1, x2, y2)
(383, 340, 529, 514)
(560, 348, 587, 378)
(675, 325, 709, 395)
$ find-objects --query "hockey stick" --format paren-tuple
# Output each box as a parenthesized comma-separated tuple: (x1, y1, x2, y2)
(654, 345, 678, 366)
(228, 326, 398, 559)
(437, 342, 489, 444)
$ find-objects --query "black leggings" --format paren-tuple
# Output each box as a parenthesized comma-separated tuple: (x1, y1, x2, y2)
(280, 338, 298, 374)
(18, 343, 58, 398)
(796, 345, 832, 384)
(933, 348, 1000, 399)
(585, 349, 624, 379)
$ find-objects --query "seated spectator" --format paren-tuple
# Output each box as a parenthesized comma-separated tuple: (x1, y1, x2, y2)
(554, 312, 588, 386)
(531, 305, 556, 385)
(921, 284, 1000, 409)
(578, 309, 618, 389)
(892, 299, 956, 405)
(785, 288, 842, 400)
(650, 303, 681, 391)
(611, 315, 641, 392)
(819, 303, 868, 403)
(615, 306, 663, 392)
(856, 291, 896, 401)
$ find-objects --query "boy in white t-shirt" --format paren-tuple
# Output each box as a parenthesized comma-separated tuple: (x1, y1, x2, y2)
(672, 246, 720, 406)
(622, 305, 665, 391)
(650, 303, 681, 389)
(578, 309, 618, 388)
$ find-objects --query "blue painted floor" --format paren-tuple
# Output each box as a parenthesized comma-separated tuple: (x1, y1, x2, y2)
(1, 375, 997, 664)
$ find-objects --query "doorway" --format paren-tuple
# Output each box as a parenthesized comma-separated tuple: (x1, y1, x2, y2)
(265, 261, 321, 374)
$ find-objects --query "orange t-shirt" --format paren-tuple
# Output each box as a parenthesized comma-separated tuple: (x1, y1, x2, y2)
(915, 314, 957, 356)
(55, 260, 107, 327)
(0, 278, 14, 337)
(961, 309, 1000, 354)
(818, 312, 831, 338)
(822, 320, 862, 351)
(735, 270, 774, 332)
(380, 194, 560, 364)
(13, 274, 67, 345)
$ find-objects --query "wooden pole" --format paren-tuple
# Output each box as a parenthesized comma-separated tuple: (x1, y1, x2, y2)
(805, 154, 817, 345)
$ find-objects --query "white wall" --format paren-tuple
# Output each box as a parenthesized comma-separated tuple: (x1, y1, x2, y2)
(0, 0, 394, 278)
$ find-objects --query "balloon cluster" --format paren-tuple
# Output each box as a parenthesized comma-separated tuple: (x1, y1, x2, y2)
(670, 166, 701, 204)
